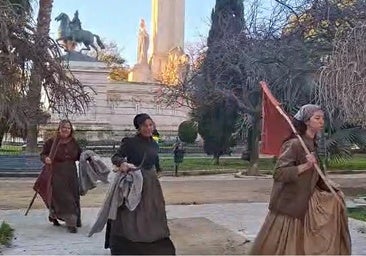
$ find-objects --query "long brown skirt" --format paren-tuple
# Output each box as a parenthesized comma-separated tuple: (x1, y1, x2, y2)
(250, 188, 351, 255)
(49, 161, 80, 227)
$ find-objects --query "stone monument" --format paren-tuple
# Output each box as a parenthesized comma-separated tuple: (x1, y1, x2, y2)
(42, 9, 190, 140)
(128, 19, 153, 83)
(150, 0, 186, 81)
(160, 46, 190, 85)
(129, 0, 187, 84)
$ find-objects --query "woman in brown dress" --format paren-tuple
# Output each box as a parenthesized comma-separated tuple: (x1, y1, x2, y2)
(40, 120, 82, 233)
(107, 113, 175, 255)
(250, 104, 351, 255)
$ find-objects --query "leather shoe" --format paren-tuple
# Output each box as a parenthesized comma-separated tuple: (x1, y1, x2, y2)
(76, 218, 82, 228)
(48, 217, 60, 226)
(67, 226, 77, 233)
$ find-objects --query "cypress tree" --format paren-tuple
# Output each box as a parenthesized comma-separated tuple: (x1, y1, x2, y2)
(194, 0, 245, 164)
(207, 0, 245, 47)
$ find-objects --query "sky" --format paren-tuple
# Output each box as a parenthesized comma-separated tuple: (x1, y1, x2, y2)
(40, 0, 216, 65)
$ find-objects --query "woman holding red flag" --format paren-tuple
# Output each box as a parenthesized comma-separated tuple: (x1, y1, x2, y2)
(250, 104, 351, 254)
(40, 120, 82, 233)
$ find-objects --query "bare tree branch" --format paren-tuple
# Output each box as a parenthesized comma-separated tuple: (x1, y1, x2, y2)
(0, 0, 93, 126)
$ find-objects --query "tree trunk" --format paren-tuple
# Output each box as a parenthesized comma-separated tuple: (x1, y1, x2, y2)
(26, 71, 42, 152)
(0, 133, 4, 148)
(0, 119, 8, 148)
(247, 113, 261, 176)
(25, 0, 54, 152)
(36, 0, 53, 35)
(213, 154, 220, 165)
(319, 131, 328, 171)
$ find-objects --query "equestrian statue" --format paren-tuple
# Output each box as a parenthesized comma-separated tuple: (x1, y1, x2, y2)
(55, 11, 105, 56)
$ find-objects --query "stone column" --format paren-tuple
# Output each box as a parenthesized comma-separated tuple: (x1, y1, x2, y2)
(149, 0, 185, 80)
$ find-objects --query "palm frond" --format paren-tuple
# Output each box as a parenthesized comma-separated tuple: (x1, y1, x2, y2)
(326, 126, 366, 163)
(232, 113, 252, 140)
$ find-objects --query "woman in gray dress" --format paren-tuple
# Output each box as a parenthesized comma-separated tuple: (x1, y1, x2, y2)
(106, 113, 175, 255)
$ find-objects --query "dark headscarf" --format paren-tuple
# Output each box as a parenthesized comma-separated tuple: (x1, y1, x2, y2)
(133, 113, 152, 129)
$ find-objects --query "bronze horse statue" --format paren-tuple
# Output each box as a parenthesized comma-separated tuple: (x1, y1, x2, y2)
(55, 12, 105, 55)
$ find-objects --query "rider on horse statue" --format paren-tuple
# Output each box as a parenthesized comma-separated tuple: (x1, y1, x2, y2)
(71, 11, 82, 31)
(55, 10, 105, 55)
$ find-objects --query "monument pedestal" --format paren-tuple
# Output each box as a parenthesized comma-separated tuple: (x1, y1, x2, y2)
(41, 56, 189, 141)
(128, 63, 153, 83)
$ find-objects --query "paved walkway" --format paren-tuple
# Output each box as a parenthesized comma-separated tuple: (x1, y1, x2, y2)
(1, 203, 366, 255)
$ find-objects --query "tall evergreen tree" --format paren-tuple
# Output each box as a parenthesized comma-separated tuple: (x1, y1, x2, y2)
(207, 0, 245, 47)
(194, 94, 238, 164)
(194, 0, 245, 164)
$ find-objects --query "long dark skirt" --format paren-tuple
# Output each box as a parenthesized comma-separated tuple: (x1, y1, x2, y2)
(107, 169, 175, 255)
(110, 234, 175, 255)
(49, 161, 80, 227)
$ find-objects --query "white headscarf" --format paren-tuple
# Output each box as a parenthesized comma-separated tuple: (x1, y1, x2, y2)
(294, 104, 322, 122)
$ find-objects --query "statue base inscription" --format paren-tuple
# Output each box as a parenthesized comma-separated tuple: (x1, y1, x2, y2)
(128, 63, 153, 83)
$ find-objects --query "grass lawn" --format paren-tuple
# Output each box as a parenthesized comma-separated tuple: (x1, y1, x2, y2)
(1, 145, 366, 172)
(348, 207, 366, 222)
(328, 154, 366, 170)
(160, 153, 366, 173)
(160, 157, 275, 173)
(0, 145, 23, 155)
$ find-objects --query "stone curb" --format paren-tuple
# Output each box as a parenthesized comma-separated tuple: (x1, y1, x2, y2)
(0, 172, 39, 178)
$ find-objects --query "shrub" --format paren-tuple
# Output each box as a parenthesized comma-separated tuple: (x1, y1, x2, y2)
(0, 221, 14, 246)
(178, 121, 197, 144)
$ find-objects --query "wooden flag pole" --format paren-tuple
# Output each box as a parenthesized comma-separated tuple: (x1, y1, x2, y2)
(275, 105, 345, 207)
(25, 192, 38, 216)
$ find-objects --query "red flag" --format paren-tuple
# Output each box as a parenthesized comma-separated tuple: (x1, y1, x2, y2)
(32, 138, 59, 209)
(260, 81, 292, 156)
(33, 165, 53, 208)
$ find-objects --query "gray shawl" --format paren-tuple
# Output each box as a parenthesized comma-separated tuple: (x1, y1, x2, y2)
(88, 169, 143, 237)
(78, 150, 111, 196)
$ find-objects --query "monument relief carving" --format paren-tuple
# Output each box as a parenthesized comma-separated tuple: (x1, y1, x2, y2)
(107, 91, 122, 109)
